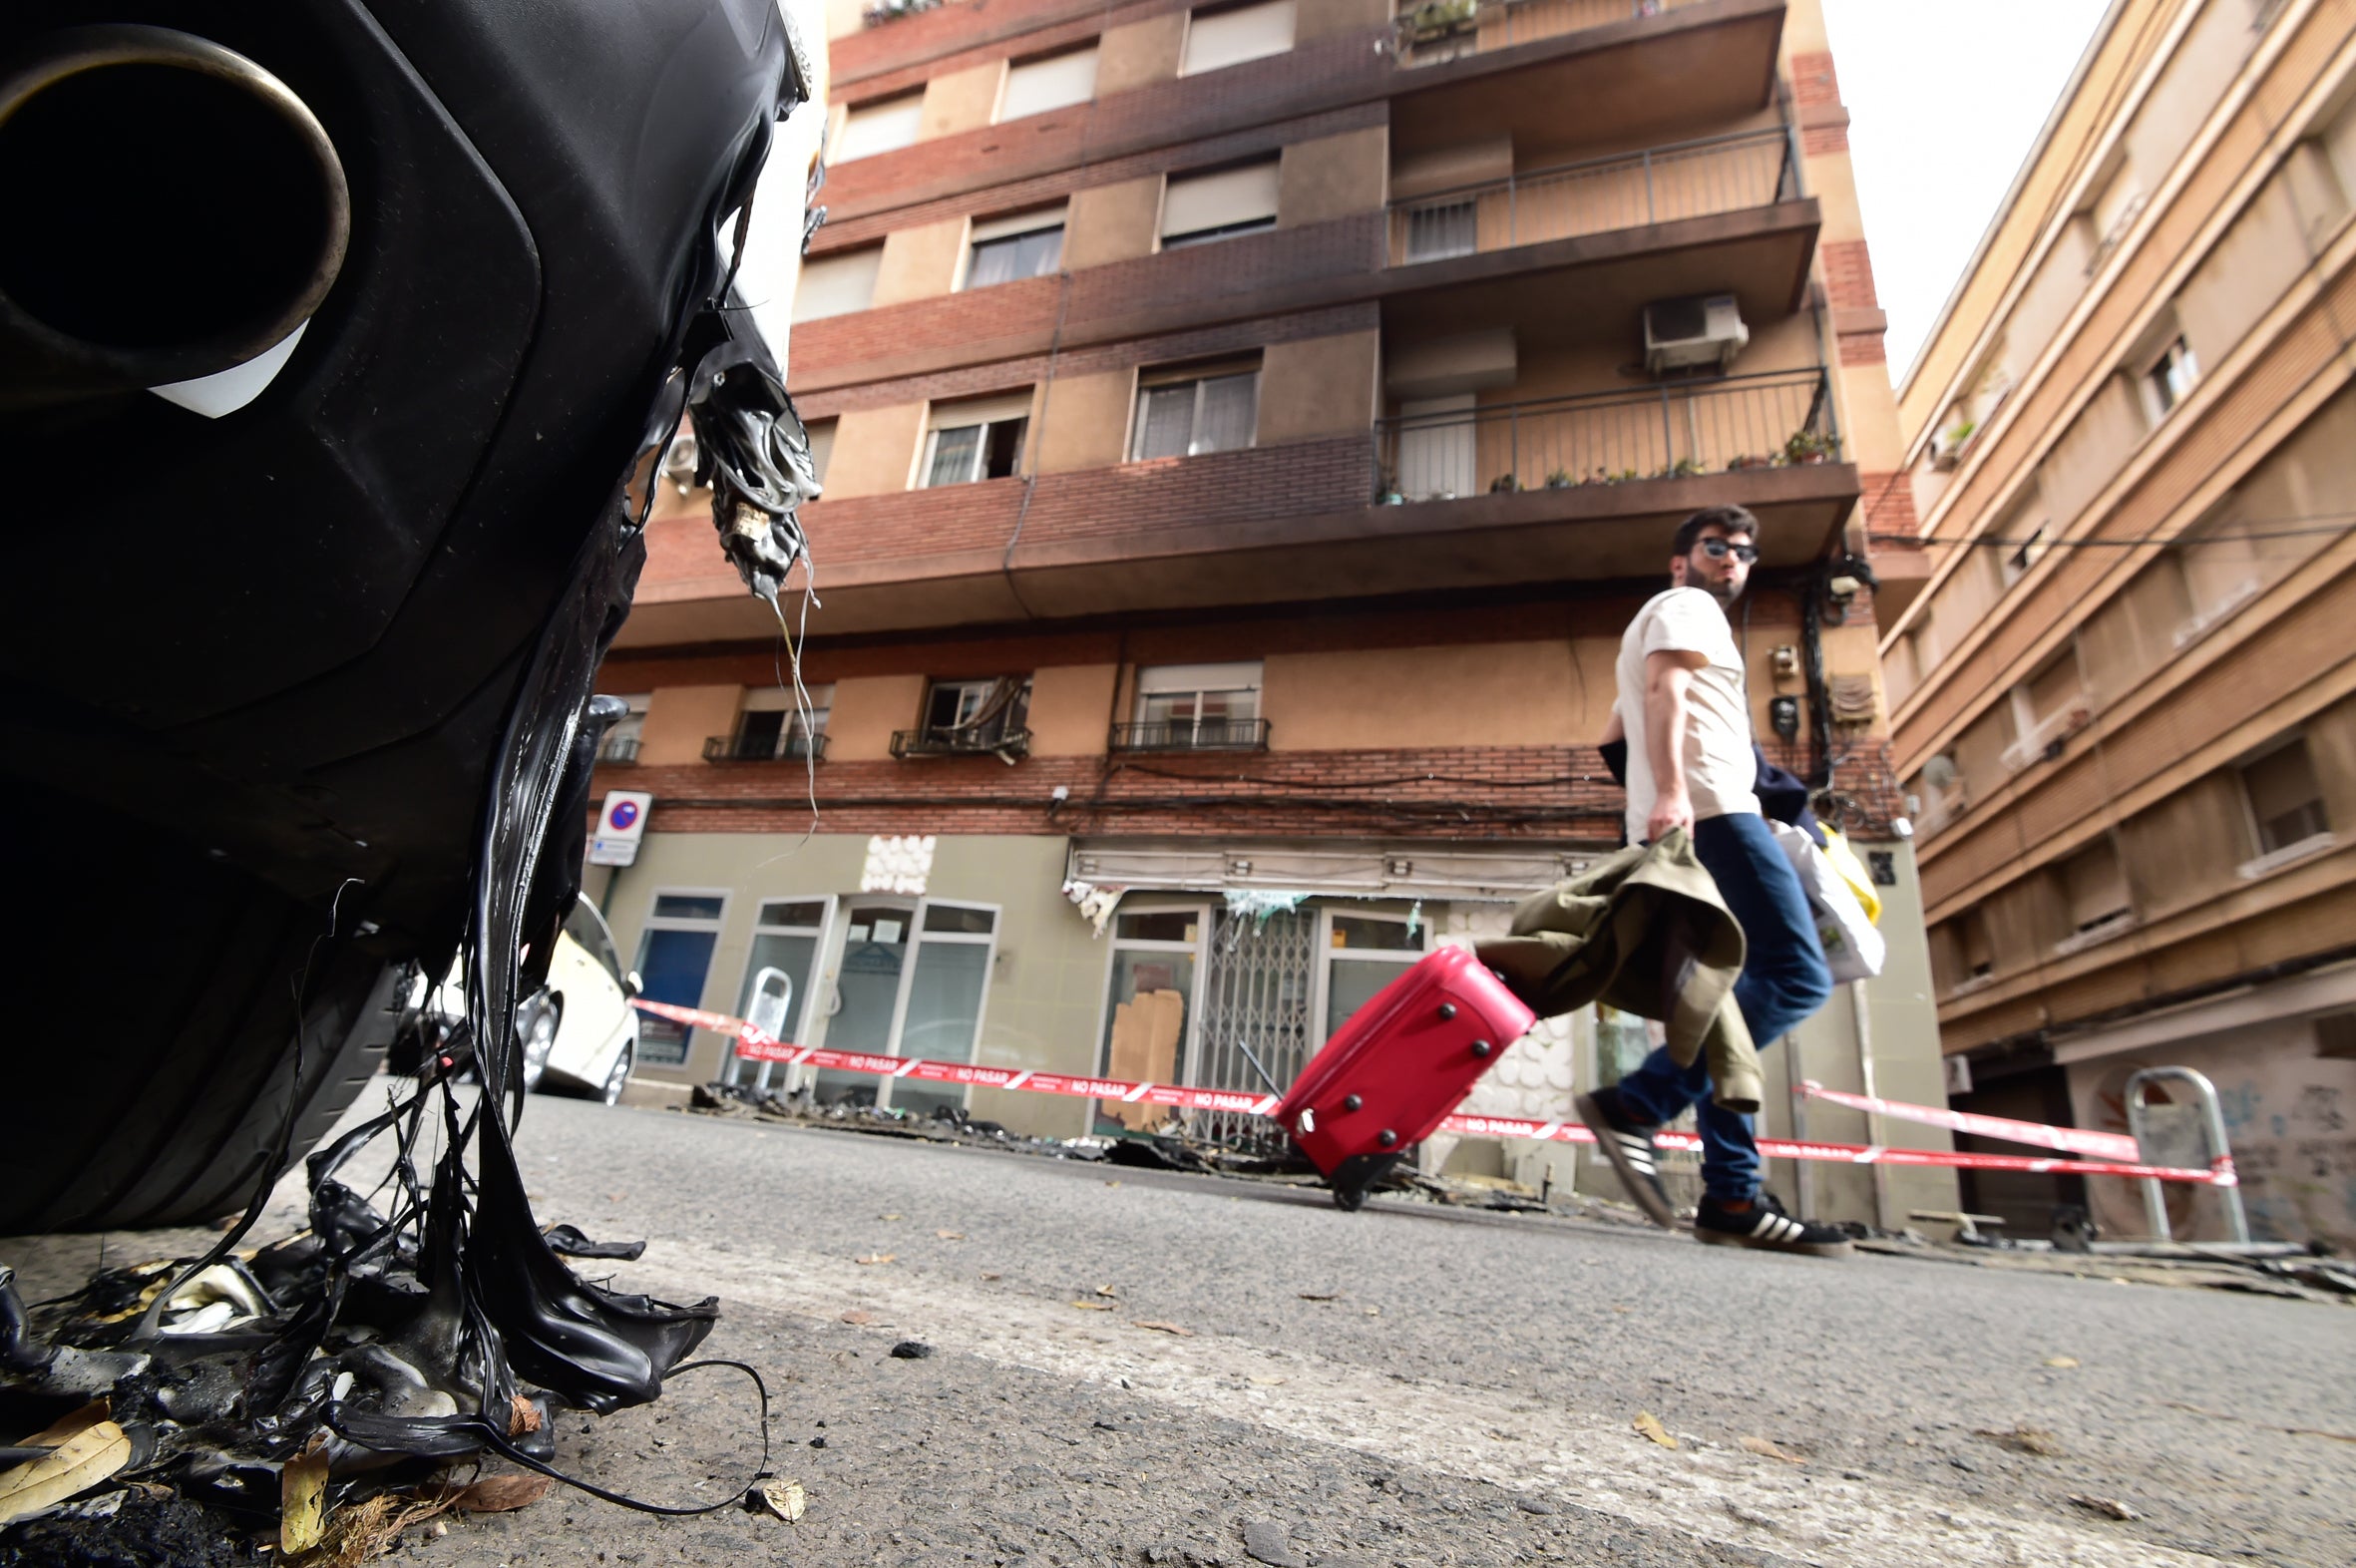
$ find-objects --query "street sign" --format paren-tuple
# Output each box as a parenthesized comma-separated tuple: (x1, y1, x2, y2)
(589, 790, 653, 867)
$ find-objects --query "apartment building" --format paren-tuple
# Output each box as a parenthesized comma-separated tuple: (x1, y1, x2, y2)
(1889, 0, 2356, 1247)
(592, 0, 1953, 1222)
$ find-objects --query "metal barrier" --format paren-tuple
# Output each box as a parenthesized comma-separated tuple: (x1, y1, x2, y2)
(2127, 1065, 2252, 1245)
(1393, 0, 1706, 67)
(1373, 368, 1836, 502)
(1386, 127, 1796, 265)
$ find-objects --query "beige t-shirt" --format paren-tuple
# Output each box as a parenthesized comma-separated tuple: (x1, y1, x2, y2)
(1616, 586, 1761, 842)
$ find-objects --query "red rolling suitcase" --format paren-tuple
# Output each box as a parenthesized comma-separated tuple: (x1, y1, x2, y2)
(1275, 947, 1536, 1210)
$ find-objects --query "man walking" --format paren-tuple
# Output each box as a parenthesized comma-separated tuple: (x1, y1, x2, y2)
(1578, 506, 1849, 1257)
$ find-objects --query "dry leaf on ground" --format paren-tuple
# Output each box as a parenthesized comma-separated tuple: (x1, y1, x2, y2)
(1297, 1292, 1342, 1302)
(1632, 1412, 1679, 1450)
(1068, 1300, 1114, 1312)
(508, 1394, 544, 1435)
(840, 1310, 873, 1325)
(279, 1435, 331, 1554)
(1364, 1307, 1380, 1317)
(2068, 1493, 2141, 1521)
(2043, 1356, 2081, 1369)
(1739, 1436, 1804, 1464)
(446, 1474, 552, 1513)
(936, 1230, 965, 1240)
(1248, 1376, 1288, 1386)
(855, 1253, 896, 1266)
(755, 1477, 807, 1523)
(1131, 1321, 1194, 1337)
(0, 1403, 133, 1527)
(980, 1272, 1002, 1281)
(880, 1213, 903, 1222)
(1094, 1284, 1119, 1298)
(1977, 1425, 2066, 1456)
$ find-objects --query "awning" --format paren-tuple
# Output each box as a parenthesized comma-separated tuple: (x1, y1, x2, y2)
(1064, 838, 1599, 903)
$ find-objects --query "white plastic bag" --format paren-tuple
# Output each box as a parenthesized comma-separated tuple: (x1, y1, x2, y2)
(1768, 821, 1886, 983)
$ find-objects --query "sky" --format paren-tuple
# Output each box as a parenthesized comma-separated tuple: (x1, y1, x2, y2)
(1821, 0, 2116, 385)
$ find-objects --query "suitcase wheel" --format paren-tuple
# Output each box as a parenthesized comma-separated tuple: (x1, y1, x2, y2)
(1327, 1151, 1401, 1212)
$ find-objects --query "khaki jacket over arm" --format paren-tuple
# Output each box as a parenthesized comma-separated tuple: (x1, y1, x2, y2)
(1473, 828, 1765, 1113)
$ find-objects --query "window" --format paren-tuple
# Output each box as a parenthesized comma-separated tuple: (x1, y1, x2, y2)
(793, 247, 882, 322)
(804, 418, 836, 489)
(838, 93, 923, 162)
(2240, 737, 2330, 856)
(1160, 160, 1280, 247)
(2056, 839, 2132, 939)
(898, 675, 1032, 755)
(2087, 154, 2144, 258)
(999, 46, 1097, 120)
(964, 207, 1064, 289)
(2002, 525, 2051, 587)
(922, 393, 1030, 487)
(812, 897, 1000, 1115)
(598, 693, 649, 763)
(1128, 660, 1265, 748)
(2142, 334, 2199, 420)
(633, 892, 730, 1066)
(726, 898, 833, 1089)
(1131, 362, 1259, 459)
(1320, 911, 1426, 1040)
(1936, 908, 1996, 992)
(1181, 0, 1296, 75)
(895, 902, 999, 1117)
(1097, 907, 1208, 1129)
(723, 683, 832, 761)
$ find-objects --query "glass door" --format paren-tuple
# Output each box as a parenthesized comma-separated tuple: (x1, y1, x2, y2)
(1315, 908, 1429, 1044)
(1094, 907, 1209, 1134)
(812, 896, 915, 1106)
(891, 901, 1000, 1118)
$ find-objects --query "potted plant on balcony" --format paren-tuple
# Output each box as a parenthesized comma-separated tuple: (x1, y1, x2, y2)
(1782, 429, 1840, 466)
(1489, 472, 1522, 494)
(1375, 466, 1406, 505)
(1403, 0, 1479, 44)
(1545, 468, 1573, 489)
(1726, 453, 1773, 471)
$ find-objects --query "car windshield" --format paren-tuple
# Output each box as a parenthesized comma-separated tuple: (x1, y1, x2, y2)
(564, 898, 623, 980)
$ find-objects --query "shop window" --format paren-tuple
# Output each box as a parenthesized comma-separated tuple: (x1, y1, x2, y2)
(895, 902, 999, 1116)
(1180, 0, 1296, 76)
(633, 892, 729, 1066)
(725, 898, 833, 1088)
(1320, 911, 1426, 1041)
(922, 393, 1030, 486)
(793, 247, 882, 322)
(1097, 908, 1208, 1129)
(838, 93, 923, 162)
(2239, 736, 2331, 858)
(964, 207, 1065, 289)
(999, 46, 1097, 120)
(1160, 160, 1280, 247)
(1131, 360, 1259, 460)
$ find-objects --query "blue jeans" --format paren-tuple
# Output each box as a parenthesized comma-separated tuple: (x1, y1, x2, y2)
(1614, 811, 1832, 1201)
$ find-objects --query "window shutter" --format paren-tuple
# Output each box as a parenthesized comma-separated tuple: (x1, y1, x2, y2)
(1000, 47, 1098, 119)
(839, 94, 924, 162)
(1161, 161, 1281, 239)
(1181, 1, 1297, 76)
(793, 248, 882, 322)
(972, 205, 1067, 243)
(930, 391, 1035, 430)
(2060, 842, 2130, 932)
(1137, 661, 1263, 694)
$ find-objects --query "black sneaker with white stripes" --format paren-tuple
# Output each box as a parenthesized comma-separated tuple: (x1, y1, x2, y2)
(1693, 1193, 1854, 1257)
(1573, 1088, 1677, 1230)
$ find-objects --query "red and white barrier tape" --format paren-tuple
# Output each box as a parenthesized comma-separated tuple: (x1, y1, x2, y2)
(634, 999, 2231, 1185)
(1796, 1079, 2141, 1162)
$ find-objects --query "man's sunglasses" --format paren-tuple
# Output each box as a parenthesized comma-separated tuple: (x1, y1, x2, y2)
(1698, 538, 1760, 564)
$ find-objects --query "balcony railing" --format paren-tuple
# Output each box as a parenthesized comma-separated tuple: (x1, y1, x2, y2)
(704, 731, 829, 763)
(1387, 128, 1797, 265)
(1109, 718, 1273, 753)
(598, 734, 642, 765)
(891, 723, 1032, 760)
(1374, 368, 1838, 502)
(1394, 0, 1706, 68)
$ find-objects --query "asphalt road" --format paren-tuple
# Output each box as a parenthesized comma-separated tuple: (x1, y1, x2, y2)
(10, 1090, 2354, 1567)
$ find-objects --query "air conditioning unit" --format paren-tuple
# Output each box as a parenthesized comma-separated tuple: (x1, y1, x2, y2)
(1644, 293, 1750, 374)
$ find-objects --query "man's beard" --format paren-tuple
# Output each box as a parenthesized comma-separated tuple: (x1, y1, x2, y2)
(1702, 576, 1743, 607)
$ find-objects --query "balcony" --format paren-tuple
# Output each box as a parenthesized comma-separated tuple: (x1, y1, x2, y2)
(1395, 0, 1713, 69)
(1388, 129, 1795, 266)
(1375, 368, 1836, 501)
(704, 731, 829, 763)
(597, 734, 641, 765)
(891, 722, 1033, 760)
(1109, 719, 1274, 753)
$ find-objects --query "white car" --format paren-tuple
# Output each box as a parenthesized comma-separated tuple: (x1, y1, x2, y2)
(408, 898, 641, 1104)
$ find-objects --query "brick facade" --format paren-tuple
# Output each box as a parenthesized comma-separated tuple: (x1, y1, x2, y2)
(1821, 238, 1877, 311)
